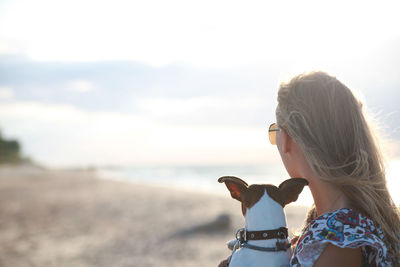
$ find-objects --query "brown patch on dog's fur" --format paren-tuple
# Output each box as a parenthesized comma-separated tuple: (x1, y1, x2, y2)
(218, 176, 309, 215)
(241, 185, 283, 215)
(265, 186, 285, 207)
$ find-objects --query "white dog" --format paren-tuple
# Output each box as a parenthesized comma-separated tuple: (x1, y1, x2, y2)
(218, 176, 308, 267)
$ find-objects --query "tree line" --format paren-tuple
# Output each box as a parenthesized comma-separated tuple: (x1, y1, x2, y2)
(0, 131, 30, 164)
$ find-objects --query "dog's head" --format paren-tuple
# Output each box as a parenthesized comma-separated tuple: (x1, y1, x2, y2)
(218, 176, 308, 215)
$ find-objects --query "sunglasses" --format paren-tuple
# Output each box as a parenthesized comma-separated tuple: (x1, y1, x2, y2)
(268, 123, 280, 145)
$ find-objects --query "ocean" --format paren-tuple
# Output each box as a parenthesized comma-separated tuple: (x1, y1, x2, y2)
(98, 160, 400, 207)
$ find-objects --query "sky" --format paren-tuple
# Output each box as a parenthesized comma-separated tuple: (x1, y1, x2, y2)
(0, 0, 399, 167)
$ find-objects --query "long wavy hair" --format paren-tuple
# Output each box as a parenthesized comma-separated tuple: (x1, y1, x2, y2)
(276, 71, 400, 259)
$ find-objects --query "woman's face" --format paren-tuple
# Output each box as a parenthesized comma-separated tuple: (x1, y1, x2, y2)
(276, 127, 302, 178)
(276, 128, 289, 171)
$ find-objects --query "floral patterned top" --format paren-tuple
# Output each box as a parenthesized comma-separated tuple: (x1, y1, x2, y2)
(291, 208, 396, 266)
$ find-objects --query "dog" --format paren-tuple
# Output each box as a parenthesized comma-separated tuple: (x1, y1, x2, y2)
(218, 176, 308, 267)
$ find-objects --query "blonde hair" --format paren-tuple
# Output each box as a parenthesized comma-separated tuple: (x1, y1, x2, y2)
(276, 71, 400, 258)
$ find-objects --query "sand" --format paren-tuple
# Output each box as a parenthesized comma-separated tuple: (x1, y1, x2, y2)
(0, 167, 309, 267)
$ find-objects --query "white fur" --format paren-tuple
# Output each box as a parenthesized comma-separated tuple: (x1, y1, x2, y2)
(228, 191, 291, 267)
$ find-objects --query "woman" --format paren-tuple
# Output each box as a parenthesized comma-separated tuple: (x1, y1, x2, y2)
(219, 71, 400, 266)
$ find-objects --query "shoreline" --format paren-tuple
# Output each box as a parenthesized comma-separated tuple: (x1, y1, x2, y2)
(0, 167, 309, 266)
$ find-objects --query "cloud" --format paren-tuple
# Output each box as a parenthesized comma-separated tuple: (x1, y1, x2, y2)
(134, 95, 274, 127)
(0, 55, 278, 117)
(0, 101, 277, 167)
(0, 86, 13, 99)
(67, 80, 94, 93)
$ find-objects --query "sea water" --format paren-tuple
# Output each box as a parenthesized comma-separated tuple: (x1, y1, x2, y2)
(98, 160, 400, 207)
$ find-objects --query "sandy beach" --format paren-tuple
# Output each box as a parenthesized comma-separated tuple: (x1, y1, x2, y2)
(0, 167, 309, 267)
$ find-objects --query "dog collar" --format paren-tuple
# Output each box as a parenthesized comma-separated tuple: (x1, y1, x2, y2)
(229, 227, 291, 263)
(236, 226, 288, 243)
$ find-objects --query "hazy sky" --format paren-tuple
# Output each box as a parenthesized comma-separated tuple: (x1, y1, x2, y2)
(0, 0, 399, 167)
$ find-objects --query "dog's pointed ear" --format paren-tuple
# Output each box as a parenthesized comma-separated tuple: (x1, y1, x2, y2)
(218, 176, 248, 202)
(278, 178, 308, 207)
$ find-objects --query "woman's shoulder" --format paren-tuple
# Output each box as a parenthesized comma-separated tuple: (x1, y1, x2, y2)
(291, 208, 392, 266)
(298, 208, 384, 247)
